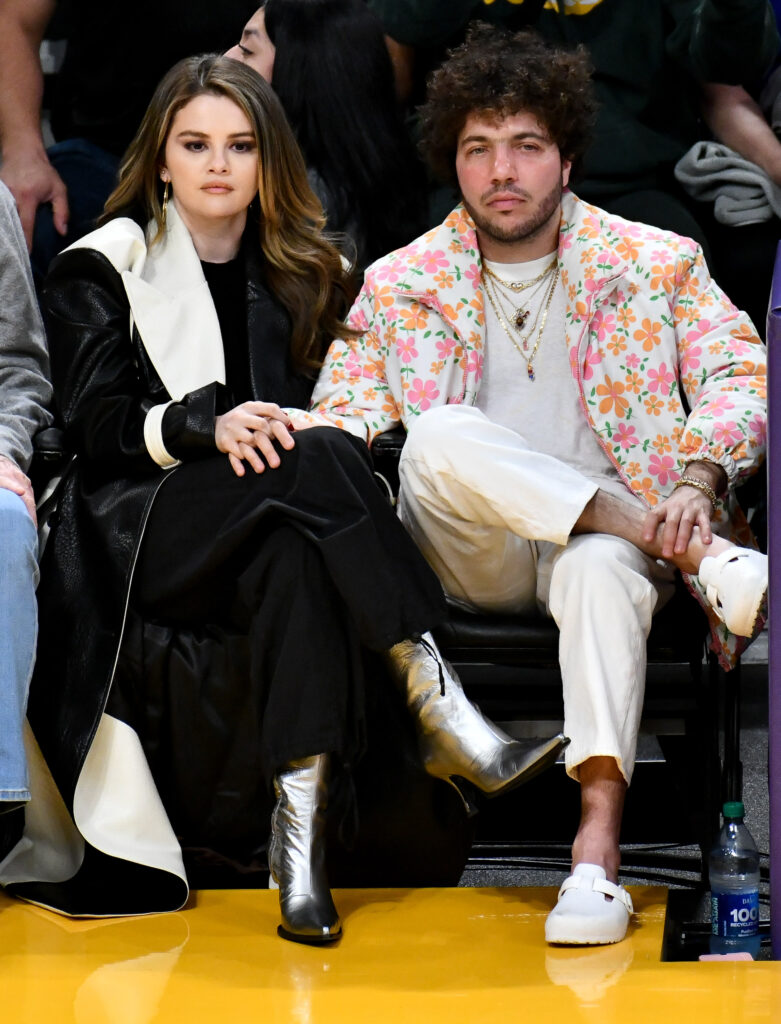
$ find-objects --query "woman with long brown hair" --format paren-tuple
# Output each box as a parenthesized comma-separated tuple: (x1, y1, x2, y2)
(2, 55, 564, 944)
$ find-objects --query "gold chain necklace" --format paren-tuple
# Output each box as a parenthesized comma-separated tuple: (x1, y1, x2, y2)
(482, 256, 557, 291)
(483, 256, 557, 329)
(482, 264, 560, 382)
(487, 269, 552, 332)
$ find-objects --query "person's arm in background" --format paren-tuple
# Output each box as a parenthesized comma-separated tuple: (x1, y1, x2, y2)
(701, 82, 781, 184)
(0, 184, 53, 523)
(0, 0, 66, 251)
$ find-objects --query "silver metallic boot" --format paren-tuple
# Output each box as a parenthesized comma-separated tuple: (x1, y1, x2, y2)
(385, 633, 569, 798)
(268, 755, 342, 945)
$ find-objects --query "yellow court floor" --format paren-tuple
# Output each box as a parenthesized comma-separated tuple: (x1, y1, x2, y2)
(1, 886, 779, 1023)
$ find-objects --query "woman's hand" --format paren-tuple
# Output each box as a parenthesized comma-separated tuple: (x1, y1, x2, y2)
(215, 401, 295, 476)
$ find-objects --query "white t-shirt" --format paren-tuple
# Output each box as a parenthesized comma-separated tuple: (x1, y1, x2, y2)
(477, 251, 640, 506)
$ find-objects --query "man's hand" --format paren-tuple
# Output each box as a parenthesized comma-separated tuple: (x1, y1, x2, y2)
(215, 401, 295, 477)
(0, 455, 36, 526)
(0, 149, 69, 250)
(642, 459, 727, 561)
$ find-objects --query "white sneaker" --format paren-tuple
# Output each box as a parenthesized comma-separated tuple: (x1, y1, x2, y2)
(545, 863, 633, 946)
(698, 547, 767, 637)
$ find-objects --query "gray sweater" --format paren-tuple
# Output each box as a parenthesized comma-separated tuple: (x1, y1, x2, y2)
(0, 182, 52, 472)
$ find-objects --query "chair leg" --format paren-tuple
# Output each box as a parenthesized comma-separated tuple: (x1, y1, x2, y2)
(722, 657, 743, 804)
(699, 651, 723, 873)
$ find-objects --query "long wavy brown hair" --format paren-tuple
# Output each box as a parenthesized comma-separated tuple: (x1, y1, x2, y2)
(102, 53, 356, 372)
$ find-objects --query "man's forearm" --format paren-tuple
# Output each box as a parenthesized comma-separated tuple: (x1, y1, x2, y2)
(0, 0, 53, 162)
(701, 83, 781, 185)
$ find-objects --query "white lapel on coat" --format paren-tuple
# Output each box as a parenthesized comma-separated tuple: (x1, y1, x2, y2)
(67, 206, 226, 400)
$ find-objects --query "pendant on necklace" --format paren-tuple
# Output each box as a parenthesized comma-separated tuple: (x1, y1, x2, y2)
(527, 363, 535, 382)
(514, 308, 529, 329)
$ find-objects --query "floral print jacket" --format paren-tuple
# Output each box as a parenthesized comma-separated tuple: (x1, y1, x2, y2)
(308, 191, 767, 663)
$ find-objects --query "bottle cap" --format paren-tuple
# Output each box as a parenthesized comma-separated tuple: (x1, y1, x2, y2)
(723, 800, 744, 818)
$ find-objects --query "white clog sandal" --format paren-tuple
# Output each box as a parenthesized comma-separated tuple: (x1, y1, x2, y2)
(545, 863, 633, 946)
(697, 547, 767, 637)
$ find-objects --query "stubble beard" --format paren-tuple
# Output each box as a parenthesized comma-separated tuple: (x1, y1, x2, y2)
(462, 176, 564, 250)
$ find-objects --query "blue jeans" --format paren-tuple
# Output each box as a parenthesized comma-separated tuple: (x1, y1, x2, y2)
(0, 489, 39, 801)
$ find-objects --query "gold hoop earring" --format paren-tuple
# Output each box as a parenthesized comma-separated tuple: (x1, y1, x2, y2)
(161, 181, 169, 223)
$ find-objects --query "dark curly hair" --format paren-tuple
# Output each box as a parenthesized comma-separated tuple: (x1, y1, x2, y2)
(418, 23, 597, 186)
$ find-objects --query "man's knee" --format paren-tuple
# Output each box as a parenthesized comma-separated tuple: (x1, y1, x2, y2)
(548, 535, 657, 618)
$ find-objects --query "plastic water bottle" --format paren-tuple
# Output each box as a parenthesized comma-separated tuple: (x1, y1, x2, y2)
(709, 800, 761, 957)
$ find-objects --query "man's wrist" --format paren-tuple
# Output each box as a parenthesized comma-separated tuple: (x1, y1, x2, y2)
(682, 459, 728, 497)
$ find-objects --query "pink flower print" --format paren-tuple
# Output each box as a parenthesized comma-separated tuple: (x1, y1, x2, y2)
(463, 262, 481, 286)
(343, 348, 364, 377)
(726, 337, 752, 357)
(680, 344, 702, 374)
(419, 249, 449, 274)
(648, 454, 677, 487)
(684, 319, 715, 343)
(614, 423, 639, 450)
(560, 231, 574, 250)
(397, 337, 419, 364)
(436, 337, 456, 359)
(713, 421, 743, 447)
(700, 394, 735, 417)
(407, 378, 440, 411)
(646, 362, 675, 394)
(650, 249, 669, 263)
(582, 345, 603, 380)
(591, 309, 616, 342)
(625, 352, 641, 369)
(748, 414, 766, 443)
(375, 263, 402, 284)
(465, 350, 482, 379)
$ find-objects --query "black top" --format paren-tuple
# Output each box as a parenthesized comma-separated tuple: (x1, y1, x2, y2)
(201, 256, 250, 409)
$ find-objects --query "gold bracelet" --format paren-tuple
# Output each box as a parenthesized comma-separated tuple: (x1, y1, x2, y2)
(672, 475, 719, 511)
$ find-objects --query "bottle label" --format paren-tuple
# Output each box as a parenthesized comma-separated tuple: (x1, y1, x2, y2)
(711, 891, 760, 938)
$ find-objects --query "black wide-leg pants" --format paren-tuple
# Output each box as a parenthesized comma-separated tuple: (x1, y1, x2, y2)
(113, 428, 446, 846)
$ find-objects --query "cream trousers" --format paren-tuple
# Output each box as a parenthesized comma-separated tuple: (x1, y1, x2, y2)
(398, 405, 675, 784)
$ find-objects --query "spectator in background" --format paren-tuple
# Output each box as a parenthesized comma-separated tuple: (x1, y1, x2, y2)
(0, 0, 259, 285)
(367, 0, 780, 331)
(227, 1, 429, 272)
(0, 182, 52, 829)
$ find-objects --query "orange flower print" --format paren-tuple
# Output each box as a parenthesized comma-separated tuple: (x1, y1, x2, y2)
(433, 270, 455, 289)
(429, 359, 445, 375)
(362, 387, 378, 403)
(627, 461, 642, 477)
(624, 370, 643, 394)
(630, 477, 659, 504)
(652, 433, 672, 454)
(633, 318, 662, 352)
(644, 395, 664, 416)
(650, 264, 675, 292)
(399, 303, 429, 331)
(596, 375, 629, 417)
(616, 306, 636, 328)
(730, 323, 759, 344)
(606, 334, 627, 356)
(616, 239, 640, 262)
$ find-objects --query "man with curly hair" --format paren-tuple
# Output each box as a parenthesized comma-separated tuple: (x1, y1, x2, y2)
(308, 25, 767, 945)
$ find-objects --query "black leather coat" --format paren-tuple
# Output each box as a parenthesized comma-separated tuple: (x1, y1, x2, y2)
(31, 237, 316, 809)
